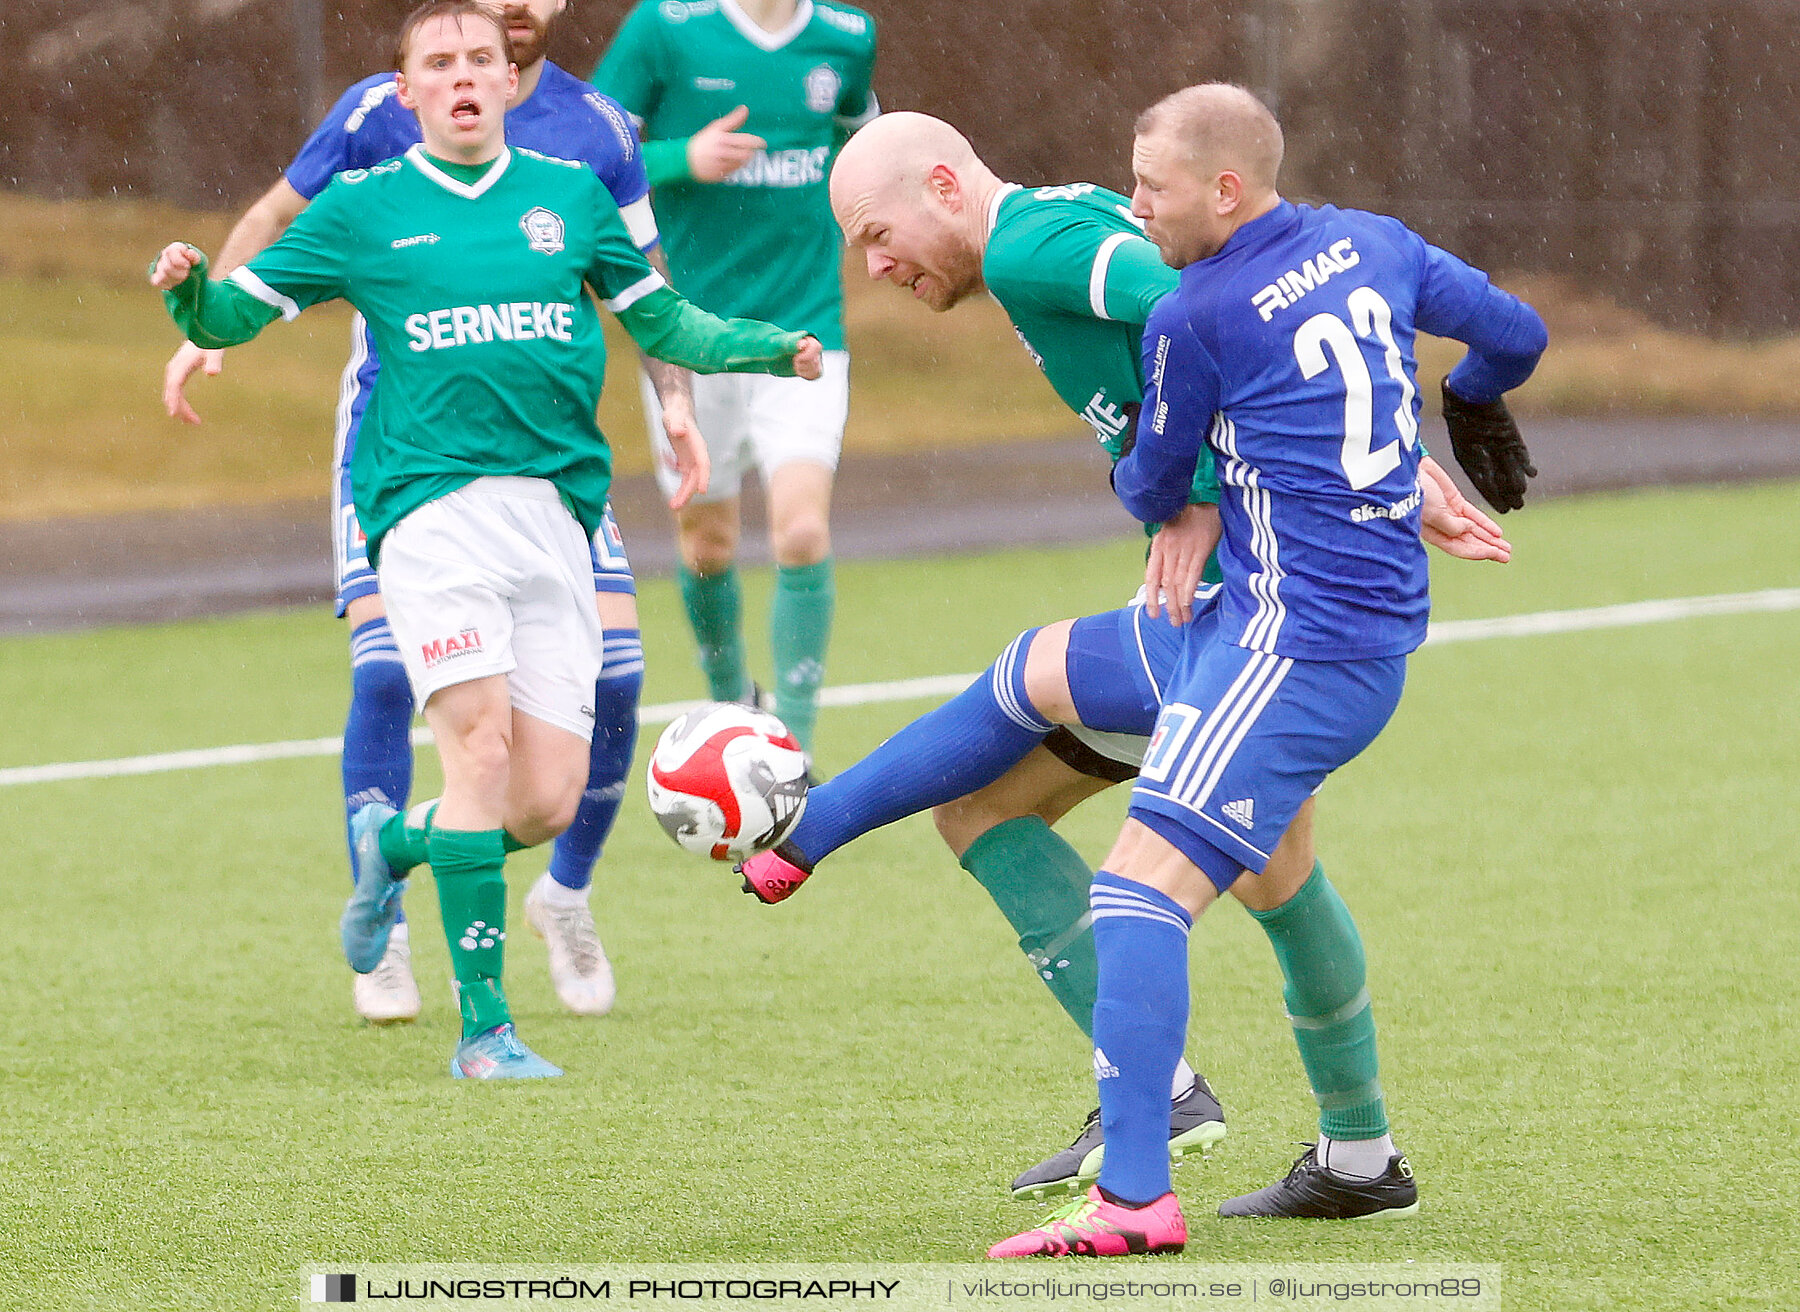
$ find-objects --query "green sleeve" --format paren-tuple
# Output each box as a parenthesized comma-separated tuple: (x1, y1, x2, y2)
(990, 218, 1171, 325)
(1101, 235, 1179, 325)
(617, 286, 806, 375)
(161, 187, 349, 348)
(159, 251, 282, 349)
(594, 3, 682, 177)
(1187, 449, 1221, 507)
(833, 15, 879, 138)
(641, 138, 693, 187)
(582, 180, 802, 371)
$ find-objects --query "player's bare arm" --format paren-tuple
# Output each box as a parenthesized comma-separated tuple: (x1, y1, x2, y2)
(635, 243, 701, 471)
(161, 179, 310, 424)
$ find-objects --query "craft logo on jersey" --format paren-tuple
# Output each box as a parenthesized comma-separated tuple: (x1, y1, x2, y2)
(520, 207, 565, 255)
(804, 63, 841, 114)
(658, 0, 717, 21)
(421, 628, 483, 670)
(339, 159, 403, 186)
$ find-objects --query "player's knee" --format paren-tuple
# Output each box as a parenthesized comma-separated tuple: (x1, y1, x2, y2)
(681, 534, 737, 576)
(1020, 621, 1078, 723)
(772, 514, 830, 566)
(932, 796, 997, 858)
(447, 721, 511, 795)
(514, 768, 586, 843)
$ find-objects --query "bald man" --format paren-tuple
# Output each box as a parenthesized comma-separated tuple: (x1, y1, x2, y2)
(989, 85, 1545, 1258)
(736, 110, 1512, 1203)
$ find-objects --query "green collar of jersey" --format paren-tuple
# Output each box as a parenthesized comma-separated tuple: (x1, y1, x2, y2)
(718, 0, 814, 51)
(405, 144, 513, 199)
(984, 182, 1023, 244)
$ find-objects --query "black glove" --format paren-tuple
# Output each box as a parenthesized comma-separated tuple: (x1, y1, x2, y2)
(1440, 381, 1537, 513)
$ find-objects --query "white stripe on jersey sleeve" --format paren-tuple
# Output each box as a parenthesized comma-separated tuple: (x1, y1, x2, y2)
(1087, 232, 1135, 321)
(226, 267, 301, 322)
(620, 196, 661, 251)
(602, 271, 668, 313)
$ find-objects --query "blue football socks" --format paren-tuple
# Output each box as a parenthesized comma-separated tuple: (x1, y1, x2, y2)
(1090, 871, 1193, 1206)
(343, 617, 414, 921)
(548, 629, 644, 892)
(785, 630, 1051, 862)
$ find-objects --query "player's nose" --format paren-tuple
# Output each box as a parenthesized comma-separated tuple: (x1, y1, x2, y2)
(865, 249, 895, 280)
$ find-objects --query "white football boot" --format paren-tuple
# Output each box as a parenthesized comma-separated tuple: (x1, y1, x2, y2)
(524, 873, 616, 1016)
(353, 922, 422, 1024)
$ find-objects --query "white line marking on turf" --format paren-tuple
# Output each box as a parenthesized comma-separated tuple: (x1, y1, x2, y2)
(3, 587, 1796, 789)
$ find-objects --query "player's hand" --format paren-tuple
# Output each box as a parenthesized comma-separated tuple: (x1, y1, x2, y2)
(687, 105, 766, 183)
(663, 400, 712, 511)
(1143, 502, 1222, 627)
(792, 335, 823, 381)
(1418, 454, 1511, 563)
(163, 340, 225, 426)
(1441, 380, 1537, 513)
(149, 241, 202, 291)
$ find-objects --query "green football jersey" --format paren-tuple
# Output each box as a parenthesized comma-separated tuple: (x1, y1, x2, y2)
(166, 146, 797, 562)
(594, 0, 878, 349)
(982, 182, 1220, 510)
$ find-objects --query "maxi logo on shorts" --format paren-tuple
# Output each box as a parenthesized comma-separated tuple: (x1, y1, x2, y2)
(421, 628, 485, 670)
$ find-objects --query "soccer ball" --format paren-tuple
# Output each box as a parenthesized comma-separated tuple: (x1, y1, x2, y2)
(646, 703, 810, 862)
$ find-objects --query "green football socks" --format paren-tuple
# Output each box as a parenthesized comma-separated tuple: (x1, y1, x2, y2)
(961, 816, 1101, 1038)
(678, 564, 751, 703)
(427, 826, 513, 1038)
(771, 559, 834, 751)
(1250, 862, 1389, 1140)
(377, 798, 438, 874)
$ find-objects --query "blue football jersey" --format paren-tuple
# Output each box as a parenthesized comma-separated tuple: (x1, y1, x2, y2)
(1118, 200, 1544, 661)
(285, 63, 658, 476)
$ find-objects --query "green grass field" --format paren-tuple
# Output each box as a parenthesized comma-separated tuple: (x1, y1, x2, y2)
(2, 481, 1797, 1311)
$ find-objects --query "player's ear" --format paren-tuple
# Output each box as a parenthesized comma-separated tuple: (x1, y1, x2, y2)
(1216, 169, 1245, 215)
(395, 70, 416, 111)
(927, 163, 961, 212)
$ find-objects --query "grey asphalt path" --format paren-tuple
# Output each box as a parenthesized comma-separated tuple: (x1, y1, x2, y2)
(1, 418, 1794, 635)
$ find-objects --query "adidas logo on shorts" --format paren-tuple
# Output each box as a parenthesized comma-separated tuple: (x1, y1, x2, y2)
(1221, 797, 1256, 829)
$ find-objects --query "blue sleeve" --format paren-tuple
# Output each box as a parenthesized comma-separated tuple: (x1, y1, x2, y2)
(1114, 299, 1222, 525)
(285, 78, 414, 199)
(1415, 239, 1548, 404)
(581, 89, 652, 210)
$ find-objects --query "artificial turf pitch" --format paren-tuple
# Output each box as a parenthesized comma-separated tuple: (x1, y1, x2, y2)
(1, 480, 1795, 1310)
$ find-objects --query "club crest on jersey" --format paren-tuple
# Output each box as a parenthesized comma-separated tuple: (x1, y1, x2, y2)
(804, 64, 841, 114)
(519, 207, 565, 255)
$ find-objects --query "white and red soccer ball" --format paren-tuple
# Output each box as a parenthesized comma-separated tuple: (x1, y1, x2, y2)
(646, 703, 810, 862)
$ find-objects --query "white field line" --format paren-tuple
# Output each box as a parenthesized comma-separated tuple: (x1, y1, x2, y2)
(2, 587, 1795, 790)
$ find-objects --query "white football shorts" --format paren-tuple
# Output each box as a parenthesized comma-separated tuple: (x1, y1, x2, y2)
(640, 350, 850, 503)
(378, 477, 602, 738)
